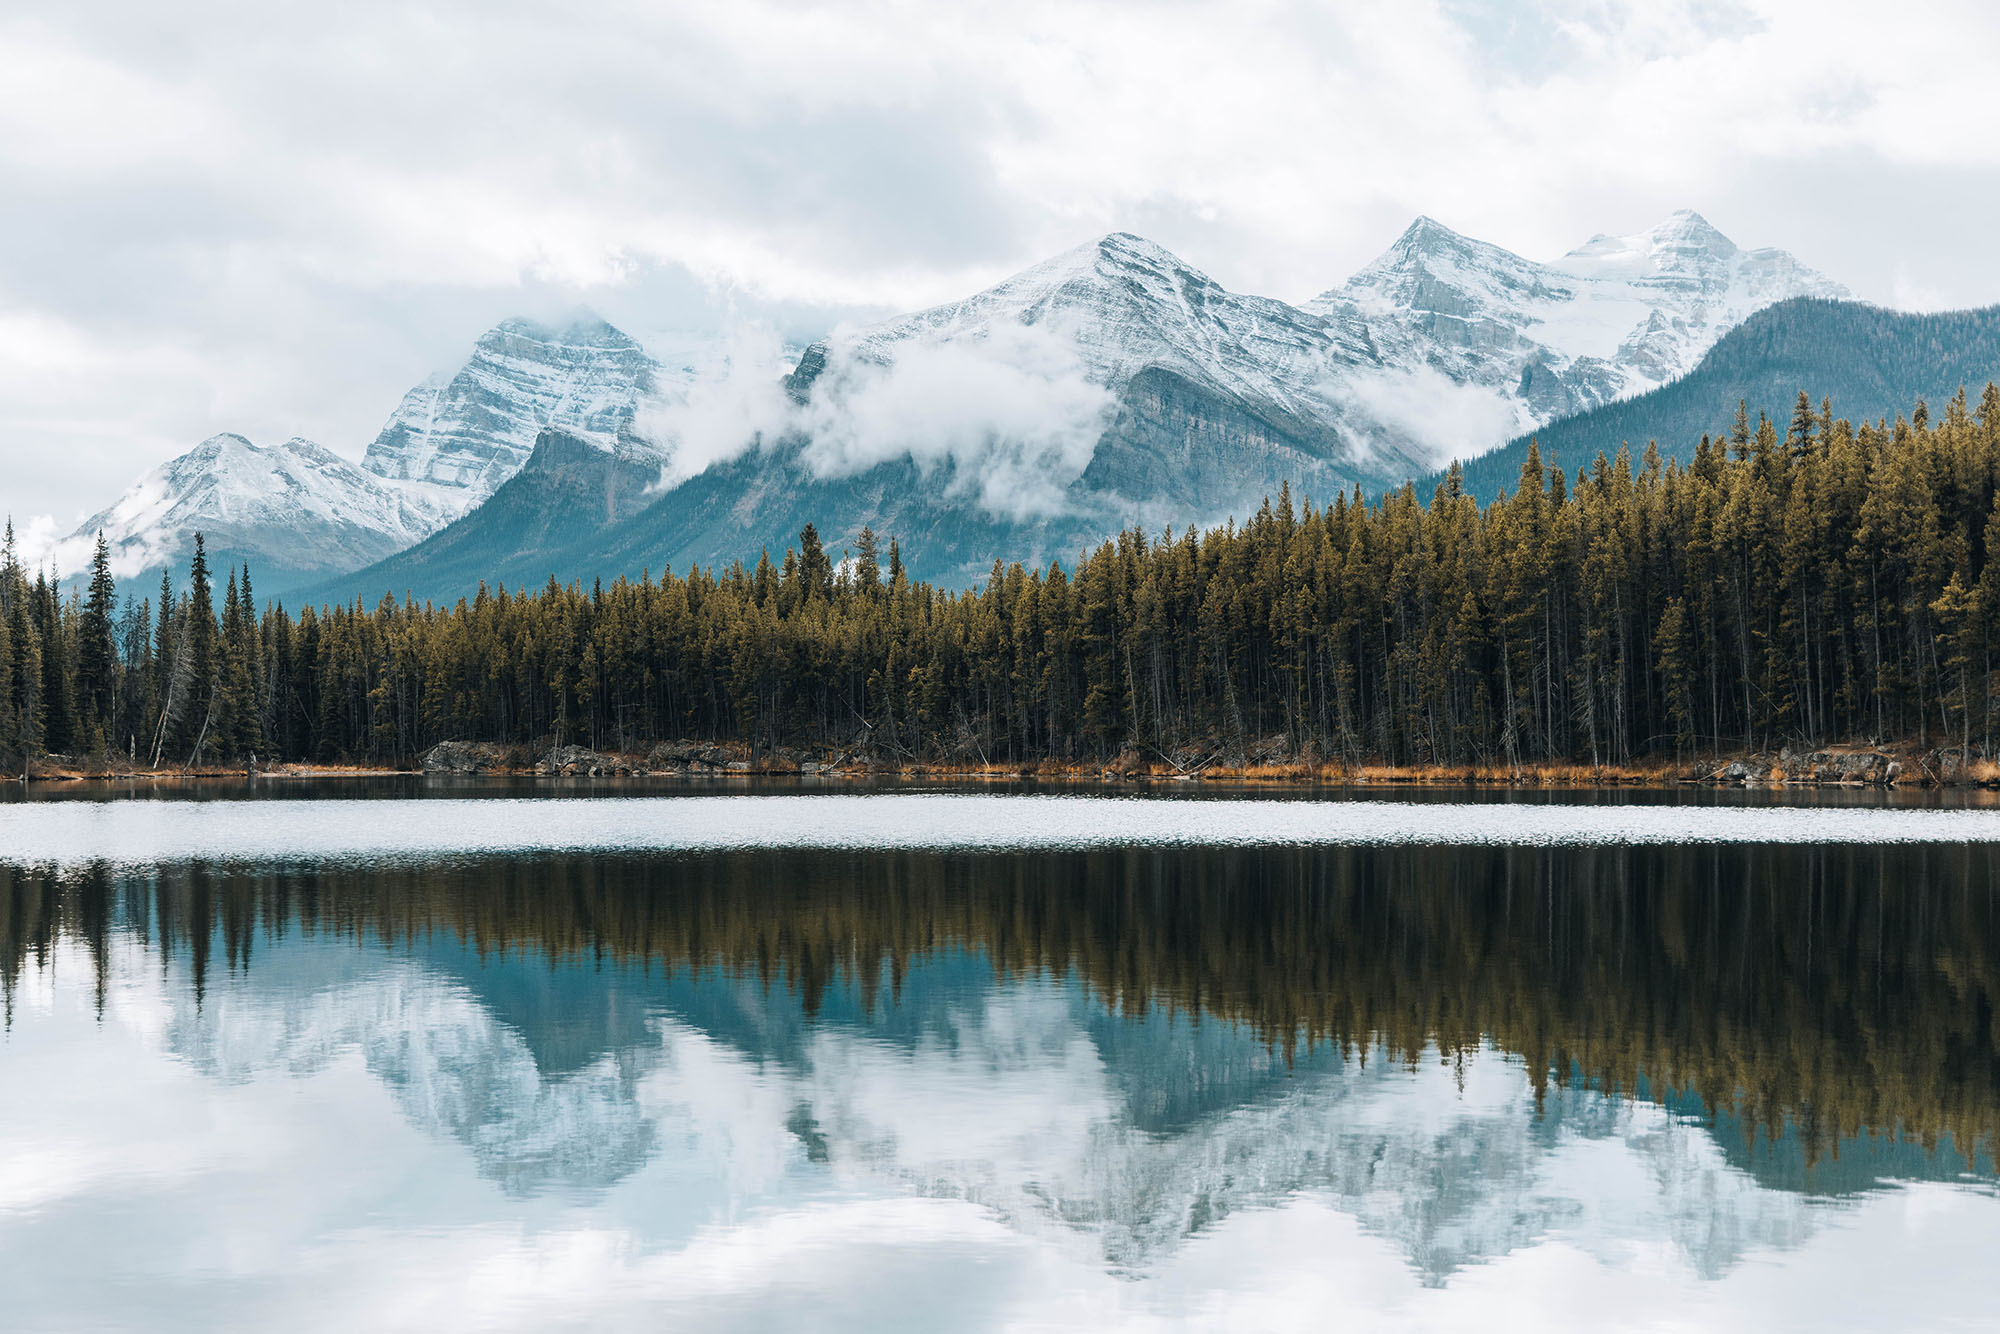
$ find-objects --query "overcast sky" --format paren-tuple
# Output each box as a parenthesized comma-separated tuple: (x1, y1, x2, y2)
(6, 0, 2000, 537)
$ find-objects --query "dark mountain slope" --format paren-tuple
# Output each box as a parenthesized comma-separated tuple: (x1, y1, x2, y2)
(321, 361, 1389, 602)
(578, 364, 1376, 590)
(1446, 298, 2000, 499)
(307, 430, 665, 605)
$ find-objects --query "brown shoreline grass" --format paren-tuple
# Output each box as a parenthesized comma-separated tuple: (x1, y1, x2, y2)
(12, 746, 1998, 789)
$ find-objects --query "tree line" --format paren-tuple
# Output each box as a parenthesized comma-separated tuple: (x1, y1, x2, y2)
(4, 385, 1998, 771)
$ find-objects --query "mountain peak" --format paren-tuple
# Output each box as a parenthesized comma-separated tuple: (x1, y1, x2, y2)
(1355, 215, 1529, 279)
(486, 312, 637, 350)
(1656, 207, 1723, 233)
(1317, 214, 1563, 314)
(1033, 231, 1198, 283)
(362, 312, 662, 499)
(1561, 210, 1740, 274)
(1397, 215, 1468, 247)
(1644, 208, 1736, 256)
(191, 431, 255, 454)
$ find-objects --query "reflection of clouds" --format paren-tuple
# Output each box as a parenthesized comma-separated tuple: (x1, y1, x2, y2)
(80, 935, 1844, 1280)
(159, 943, 659, 1198)
(772, 984, 1816, 1280)
(5, 937, 2000, 1331)
(797, 983, 1117, 1184)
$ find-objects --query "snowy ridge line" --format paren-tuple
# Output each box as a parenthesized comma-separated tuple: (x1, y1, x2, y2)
(3, 795, 1998, 868)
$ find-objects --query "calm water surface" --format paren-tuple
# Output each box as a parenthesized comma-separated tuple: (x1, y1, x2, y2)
(2, 787, 1997, 1331)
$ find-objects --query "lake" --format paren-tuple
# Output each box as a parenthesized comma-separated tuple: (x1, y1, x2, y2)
(2, 786, 1997, 1331)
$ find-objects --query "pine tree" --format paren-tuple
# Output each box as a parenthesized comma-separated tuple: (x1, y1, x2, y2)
(32, 572, 76, 755)
(171, 536, 219, 766)
(76, 533, 118, 753)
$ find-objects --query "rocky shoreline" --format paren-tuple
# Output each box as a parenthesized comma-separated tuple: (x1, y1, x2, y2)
(411, 738, 1998, 789)
(10, 739, 1997, 790)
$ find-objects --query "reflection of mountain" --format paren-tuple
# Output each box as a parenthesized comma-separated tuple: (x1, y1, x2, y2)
(157, 940, 661, 1197)
(5, 840, 1996, 1280)
(760, 978, 1832, 1281)
(126, 931, 1841, 1281)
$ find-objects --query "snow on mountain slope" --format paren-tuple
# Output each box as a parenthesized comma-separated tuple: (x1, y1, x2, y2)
(1552, 209, 1849, 384)
(60, 433, 456, 587)
(361, 315, 668, 507)
(810, 232, 1373, 416)
(777, 232, 1425, 520)
(43, 314, 676, 597)
(1308, 210, 1848, 450)
(776, 214, 1838, 518)
(43, 214, 1849, 601)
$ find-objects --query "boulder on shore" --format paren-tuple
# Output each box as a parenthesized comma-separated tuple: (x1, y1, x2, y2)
(536, 744, 620, 776)
(644, 741, 735, 770)
(1780, 747, 1896, 785)
(422, 741, 509, 774)
(1709, 759, 1771, 785)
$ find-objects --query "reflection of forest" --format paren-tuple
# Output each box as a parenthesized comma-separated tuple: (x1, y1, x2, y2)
(4, 842, 1997, 1166)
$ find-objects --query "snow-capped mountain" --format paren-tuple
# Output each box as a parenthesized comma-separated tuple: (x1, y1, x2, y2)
(1309, 209, 1848, 439)
(361, 315, 667, 506)
(54, 211, 1852, 602)
(557, 214, 1839, 591)
(55, 314, 670, 598)
(768, 232, 1420, 534)
(58, 433, 456, 594)
(342, 233, 1434, 600)
(139, 936, 1846, 1285)
(795, 231, 1377, 443)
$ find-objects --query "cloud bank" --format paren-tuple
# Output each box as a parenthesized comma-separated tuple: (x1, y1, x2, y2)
(798, 325, 1116, 520)
(9, 0, 2000, 528)
(1330, 367, 1529, 469)
(637, 322, 1116, 521)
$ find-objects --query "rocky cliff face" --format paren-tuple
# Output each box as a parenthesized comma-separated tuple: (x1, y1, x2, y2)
(59, 432, 456, 594)
(316, 428, 671, 604)
(1309, 210, 1848, 445)
(59, 315, 669, 598)
(60, 214, 1849, 601)
(610, 214, 1841, 587)
(783, 232, 1420, 503)
(360, 315, 666, 505)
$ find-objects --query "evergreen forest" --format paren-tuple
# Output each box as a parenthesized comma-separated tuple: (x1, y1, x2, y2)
(5, 387, 1999, 772)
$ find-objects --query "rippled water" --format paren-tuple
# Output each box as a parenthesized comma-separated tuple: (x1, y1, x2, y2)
(2, 790, 1997, 1330)
(7, 789, 2000, 866)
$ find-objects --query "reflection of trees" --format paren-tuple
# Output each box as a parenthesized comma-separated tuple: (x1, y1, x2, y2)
(4, 843, 1997, 1164)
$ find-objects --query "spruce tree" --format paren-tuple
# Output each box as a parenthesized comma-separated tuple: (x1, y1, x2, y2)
(171, 536, 219, 766)
(76, 533, 118, 751)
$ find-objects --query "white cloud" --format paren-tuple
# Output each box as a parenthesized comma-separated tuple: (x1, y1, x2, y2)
(635, 320, 1117, 521)
(632, 324, 799, 488)
(7, 0, 2000, 523)
(9, 513, 65, 576)
(1331, 367, 1529, 468)
(799, 324, 1116, 520)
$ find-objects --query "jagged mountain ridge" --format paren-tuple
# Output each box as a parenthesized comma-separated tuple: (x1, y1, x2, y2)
(54, 316, 669, 599)
(789, 230, 1388, 457)
(360, 315, 667, 504)
(330, 233, 1432, 599)
(1310, 209, 1849, 435)
(60, 212, 1846, 601)
(55, 433, 456, 597)
(1442, 297, 2000, 502)
(328, 212, 1839, 599)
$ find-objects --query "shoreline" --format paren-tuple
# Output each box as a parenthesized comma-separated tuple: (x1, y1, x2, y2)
(13, 745, 2000, 792)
